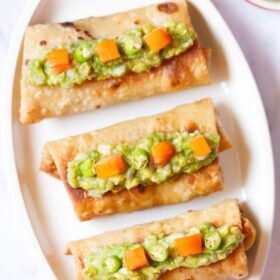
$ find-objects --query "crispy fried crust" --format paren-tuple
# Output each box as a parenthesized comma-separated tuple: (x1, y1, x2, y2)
(66, 199, 256, 280)
(242, 218, 257, 251)
(20, 0, 211, 123)
(66, 161, 223, 220)
(40, 98, 231, 220)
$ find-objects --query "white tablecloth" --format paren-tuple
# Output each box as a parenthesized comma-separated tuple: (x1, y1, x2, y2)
(0, 0, 279, 279)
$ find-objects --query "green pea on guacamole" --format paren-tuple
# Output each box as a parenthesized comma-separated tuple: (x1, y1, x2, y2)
(25, 21, 196, 88)
(67, 130, 220, 198)
(82, 223, 244, 280)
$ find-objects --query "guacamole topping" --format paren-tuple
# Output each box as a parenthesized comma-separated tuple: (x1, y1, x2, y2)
(26, 21, 196, 88)
(67, 130, 220, 197)
(83, 223, 244, 280)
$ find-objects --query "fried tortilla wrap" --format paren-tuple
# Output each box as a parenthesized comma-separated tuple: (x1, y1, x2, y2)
(66, 199, 256, 280)
(40, 98, 231, 221)
(20, 0, 211, 123)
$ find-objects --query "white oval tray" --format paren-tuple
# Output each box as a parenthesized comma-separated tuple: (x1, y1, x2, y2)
(2, 0, 274, 279)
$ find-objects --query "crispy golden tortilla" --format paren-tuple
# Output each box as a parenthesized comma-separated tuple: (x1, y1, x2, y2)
(40, 98, 232, 221)
(20, 0, 211, 123)
(66, 199, 256, 280)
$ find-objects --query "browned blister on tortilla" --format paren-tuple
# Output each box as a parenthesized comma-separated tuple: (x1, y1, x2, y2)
(40, 98, 231, 221)
(66, 199, 256, 280)
(20, 0, 211, 123)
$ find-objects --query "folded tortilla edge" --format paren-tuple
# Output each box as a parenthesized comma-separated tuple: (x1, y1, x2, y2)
(40, 98, 231, 178)
(65, 199, 255, 280)
(20, 0, 212, 124)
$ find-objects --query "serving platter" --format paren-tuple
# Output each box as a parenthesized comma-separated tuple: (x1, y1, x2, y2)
(2, 0, 274, 279)
(247, 0, 280, 11)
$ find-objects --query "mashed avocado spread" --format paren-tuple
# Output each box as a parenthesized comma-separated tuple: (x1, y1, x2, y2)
(67, 130, 220, 197)
(83, 223, 244, 280)
(26, 22, 196, 88)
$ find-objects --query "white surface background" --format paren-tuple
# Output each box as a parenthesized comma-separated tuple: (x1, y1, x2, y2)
(0, 0, 279, 279)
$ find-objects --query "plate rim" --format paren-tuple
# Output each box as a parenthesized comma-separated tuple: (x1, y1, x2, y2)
(1, 0, 57, 279)
(1, 0, 275, 279)
(247, 0, 280, 11)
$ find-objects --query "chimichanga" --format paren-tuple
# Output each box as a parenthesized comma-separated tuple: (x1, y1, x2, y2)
(40, 98, 231, 221)
(20, 0, 211, 123)
(66, 199, 256, 280)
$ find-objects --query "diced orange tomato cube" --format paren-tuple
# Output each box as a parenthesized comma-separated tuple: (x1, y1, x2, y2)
(94, 153, 126, 179)
(47, 48, 71, 74)
(150, 141, 175, 166)
(47, 48, 70, 66)
(144, 28, 172, 52)
(124, 247, 149, 271)
(189, 135, 211, 157)
(96, 39, 120, 63)
(175, 234, 203, 257)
